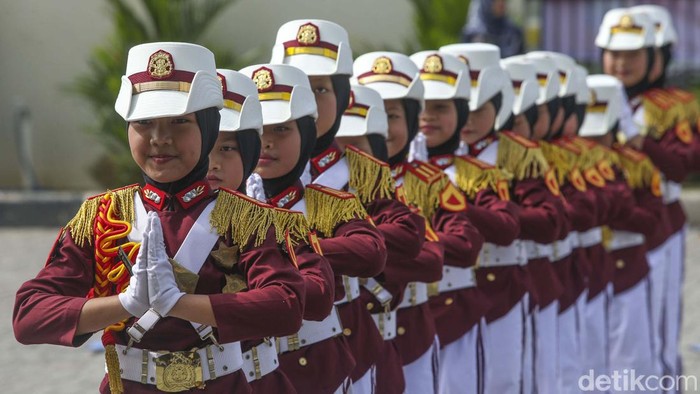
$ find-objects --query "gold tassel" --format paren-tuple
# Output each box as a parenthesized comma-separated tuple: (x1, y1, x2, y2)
(601, 225, 613, 251)
(273, 208, 310, 247)
(305, 186, 368, 237)
(454, 156, 511, 199)
(497, 134, 550, 181)
(104, 344, 124, 394)
(111, 184, 139, 225)
(540, 141, 576, 185)
(210, 190, 275, 247)
(402, 170, 449, 219)
(642, 91, 676, 139)
(617, 149, 658, 190)
(345, 147, 395, 204)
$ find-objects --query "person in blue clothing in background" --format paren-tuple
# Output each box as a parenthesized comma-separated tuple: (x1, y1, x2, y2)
(462, 0, 524, 58)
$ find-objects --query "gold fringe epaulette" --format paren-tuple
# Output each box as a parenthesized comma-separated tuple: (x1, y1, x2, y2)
(641, 89, 678, 139)
(66, 184, 139, 247)
(304, 184, 368, 237)
(345, 145, 395, 204)
(665, 88, 699, 124)
(614, 145, 659, 192)
(272, 207, 311, 247)
(497, 132, 550, 180)
(402, 161, 450, 219)
(210, 188, 277, 248)
(540, 141, 577, 186)
(454, 155, 512, 200)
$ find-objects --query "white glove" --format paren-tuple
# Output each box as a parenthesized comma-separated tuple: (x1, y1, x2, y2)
(146, 212, 185, 317)
(118, 217, 151, 317)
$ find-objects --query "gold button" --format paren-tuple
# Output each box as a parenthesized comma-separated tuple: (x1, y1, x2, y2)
(343, 328, 352, 336)
(397, 327, 406, 336)
(366, 302, 374, 310)
(486, 273, 496, 282)
(445, 297, 454, 306)
(298, 357, 307, 367)
(616, 259, 625, 269)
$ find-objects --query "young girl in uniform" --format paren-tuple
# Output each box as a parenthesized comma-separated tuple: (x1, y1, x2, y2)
(13, 42, 305, 393)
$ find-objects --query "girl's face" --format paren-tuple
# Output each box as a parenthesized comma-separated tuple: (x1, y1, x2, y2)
(561, 113, 580, 137)
(336, 135, 373, 156)
(461, 101, 496, 145)
(602, 48, 648, 88)
(550, 104, 565, 136)
(256, 120, 301, 179)
(384, 99, 410, 158)
(207, 133, 243, 190)
(420, 99, 458, 148)
(309, 75, 337, 138)
(128, 113, 201, 184)
(512, 113, 532, 138)
(532, 104, 551, 140)
(649, 47, 664, 82)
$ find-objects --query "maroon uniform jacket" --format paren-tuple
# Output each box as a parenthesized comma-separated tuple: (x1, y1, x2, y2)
(14, 184, 305, 393)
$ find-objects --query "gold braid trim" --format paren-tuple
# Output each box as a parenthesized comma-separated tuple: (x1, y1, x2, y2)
(540, 141, 575, 185)
(210, 189, 276, 247)
(642, 90, 677, 139)
(402, 170, 449, 219)
(273, 208, 310, 247)
(454, 156, 511, 199)
(66, 184, 138, 248)
(497, 134, 550, 180)
(305, 185, 368, 237)
(346, 146, 395, 204)
(616, 148, 658, 190)
(104, 344, 124, 394)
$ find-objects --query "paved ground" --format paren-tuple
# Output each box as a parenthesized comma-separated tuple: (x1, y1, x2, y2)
(1, 227, 699, 393)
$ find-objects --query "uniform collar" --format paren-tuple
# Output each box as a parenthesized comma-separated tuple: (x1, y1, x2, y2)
(428, 154, 454, 170)
(141, 180, 211, 211)
(267, 181, 304, 209)
(310, 142, 343, 178)
(467, 133, 497, 157)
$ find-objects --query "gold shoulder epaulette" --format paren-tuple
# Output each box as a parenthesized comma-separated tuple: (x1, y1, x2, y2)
(304, 184, 368, 237)
(540, 140, 576, 186)
(402, 161, 450, 218)
(211, 188, 277, 248)
(345, 145, 394, 204)
(66, 184, 139, 247)
(615, 145, 661, 196)
(665, 87, 699, 125)
(454, 155, 512, 200)
(642, 89, 677, 138)
(497, 131, 550, 181)
(272, 207, 311, 247)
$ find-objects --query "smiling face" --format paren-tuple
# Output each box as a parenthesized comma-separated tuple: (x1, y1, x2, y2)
(255, 120, 301, 179)
(384, 99, 410, 158)
(207, 133, 243, 190)
(128, 113, 202, 183)
(420, 99, 458, 148)
(461, 101, 496, 145)
(309, 75, 337, 138)
(602, 48, 649, 88)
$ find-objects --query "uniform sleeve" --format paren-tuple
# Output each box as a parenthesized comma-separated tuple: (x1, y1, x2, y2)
(13, 229, 93, 347)
(382, 241, 444, 284)
(603, 178, 636, 224)
(366, 198, 424, 262)
(468, 189, 521, 246)
(210, 226, 304, 342)
(294, 242, 335, 321)
(432, 208, 484, 268)
(642, 132, 694, 183)
(512, 178, 567, 243)
(608, 188, 664, 239)
(317, 218, 387, 278)
(561, 185, 598, 232)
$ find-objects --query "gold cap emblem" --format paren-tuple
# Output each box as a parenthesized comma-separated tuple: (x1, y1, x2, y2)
(619, 14, 634, 28)
(297, 23, 319, 45)
(252, 67, 274, 92)
(148, 50, 174, 80)
(423, 54, 443, 73)
(372, 57, 393, 74)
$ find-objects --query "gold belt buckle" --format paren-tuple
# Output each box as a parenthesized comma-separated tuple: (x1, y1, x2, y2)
(155, 348, 205, 392)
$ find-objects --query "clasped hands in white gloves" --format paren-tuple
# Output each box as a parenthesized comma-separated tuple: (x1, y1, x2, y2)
(118, 212, 185, 317)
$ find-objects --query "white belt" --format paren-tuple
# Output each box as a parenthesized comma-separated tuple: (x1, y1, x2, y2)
(608, 230, 645, 251)
(277, 307, 343, 354)
(334, 276, 361, 305)
(360, 278, 393, 307)
(438, 265, 476, 292)
(579, 227, 603, 248)
(663, 181, 682, 204)
(397, 282, 430, 309)
(478, 240, 527, 267)
(371, 310, 397, 340)
(115, 341, 243, 387)
(551, 233, 575, 261)
(524, 241, 554, 260)
(242, 339, 279, 382)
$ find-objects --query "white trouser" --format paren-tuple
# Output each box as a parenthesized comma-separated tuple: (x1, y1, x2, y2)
(483, 298, 525, 394)
(558, 293, 586, 394)
(663, 229, 685, 382)
(439, 321, 483, 394)
(609, 279, 660, 394)
(646, 243, 668, 379)
(334, 377, 353, 394)
(534, 301, 559, 394)
(352, 364, 376, 394)
(582, 284, 611, 394)
(522, 293, 533, 394)
(403, 336, 440, 394)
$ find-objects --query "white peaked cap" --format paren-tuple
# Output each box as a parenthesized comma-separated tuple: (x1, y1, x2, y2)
(337, 84, 388, 139)
(579, 74, 623, 137)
